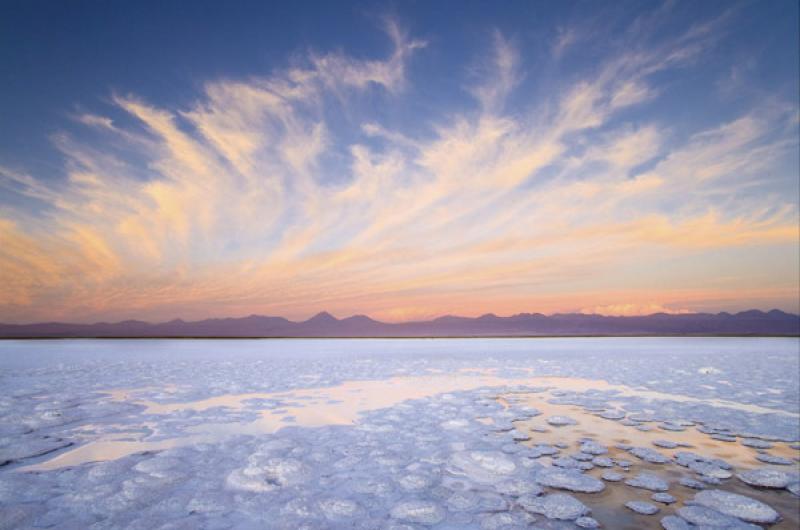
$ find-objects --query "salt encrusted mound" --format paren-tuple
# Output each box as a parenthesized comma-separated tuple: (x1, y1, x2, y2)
(318, 498, 363, 521)
(599, 409, 625, 420)
(627, 446, 669, 464)
(447, 451, 517, 484)
(389, 500, 446, 525)
(755, 453, 794, 465)
(652, 492, 676, 504)
(689, 461, 733, 479)
(737, 468, 797, 489)
(535, 466, 605, 493)
(494, 478, 543, 497)
(691, 489, 781, 524)
(625, 472, 669, 491)
(518, 493, 590, 520)
(226, 457, 311, 492)
(579, 440, 607, 455)
(0, 436, 72, 466)
(677, 506, 762, 529)
(741, 438, 773, 449)
(478, 511, 535, 529)
(679, 477, 706, 489)
(625, 500, 659, 515)
(529, 444, 560, 458)
(601, 470, 624, 482)
(660, 514, 691, 530)
(575, 515, 601, 528)
(546, 415, 577, 427)
(653, 439, 678, 448)
(591, 456, 613, 467)
(674, 451, 733, 480)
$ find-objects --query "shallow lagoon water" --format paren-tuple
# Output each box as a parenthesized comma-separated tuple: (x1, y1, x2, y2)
(0, 337, 798, 528)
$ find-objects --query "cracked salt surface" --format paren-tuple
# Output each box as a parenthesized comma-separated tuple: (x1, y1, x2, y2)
(0, 337, 798, 529)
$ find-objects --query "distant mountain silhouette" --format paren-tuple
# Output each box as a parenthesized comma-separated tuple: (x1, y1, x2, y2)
(1, 310, 798, 338)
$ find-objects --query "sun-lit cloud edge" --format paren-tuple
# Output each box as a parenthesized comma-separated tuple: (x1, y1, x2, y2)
(0, 13, 798, 324)
(579, 303, 693, 317)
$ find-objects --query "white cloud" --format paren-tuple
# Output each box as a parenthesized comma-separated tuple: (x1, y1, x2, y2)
(552, 27, 578, 59)
(0, 17, 797, 323)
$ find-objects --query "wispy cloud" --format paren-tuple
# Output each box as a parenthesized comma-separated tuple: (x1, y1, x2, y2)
(552, 26, 578, 60)
(0, 13, 797, 322)
(580, 303, 693, 317)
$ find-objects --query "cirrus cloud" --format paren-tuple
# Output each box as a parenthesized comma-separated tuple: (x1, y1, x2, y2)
(0, 13, 797, 323)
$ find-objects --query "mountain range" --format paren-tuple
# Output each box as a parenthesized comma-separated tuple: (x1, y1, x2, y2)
(1, 309, 798, 338)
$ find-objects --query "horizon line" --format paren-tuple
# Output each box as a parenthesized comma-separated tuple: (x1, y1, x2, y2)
(2, 307, 798, 327)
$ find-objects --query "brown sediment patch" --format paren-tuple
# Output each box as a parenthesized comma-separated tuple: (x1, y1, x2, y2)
(503, 390, 800, 529)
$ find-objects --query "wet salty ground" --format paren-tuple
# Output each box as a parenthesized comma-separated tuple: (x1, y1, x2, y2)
(0, 338, 798, 529)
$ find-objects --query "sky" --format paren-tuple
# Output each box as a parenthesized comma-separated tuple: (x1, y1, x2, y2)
(0, 0, 798, 323)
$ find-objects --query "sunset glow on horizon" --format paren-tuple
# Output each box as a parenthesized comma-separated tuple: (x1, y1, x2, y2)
(1, 2, 798, 324)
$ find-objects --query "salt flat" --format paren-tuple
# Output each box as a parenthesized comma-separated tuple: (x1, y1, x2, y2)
(0, 337, 798, 529)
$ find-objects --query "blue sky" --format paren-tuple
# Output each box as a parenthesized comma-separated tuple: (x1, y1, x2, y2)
(0, 0, 798, 322)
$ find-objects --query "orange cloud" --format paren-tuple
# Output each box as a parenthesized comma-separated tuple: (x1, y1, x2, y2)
(0, 23, 797, 323)
(580, 303, 693, 317)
